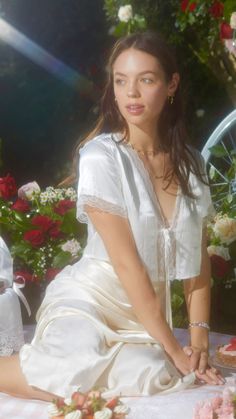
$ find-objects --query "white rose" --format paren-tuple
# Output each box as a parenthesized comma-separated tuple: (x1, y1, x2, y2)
(18, 181, 40, 200)
(207, 245, 230, 261)
(64, 397, 72, 405)
(65, 411, 82, 419)
(94, 407, 113, 419)
(118, 5, 133, 23)
(48, 403, 61, 417)
(224, 39, 236, 57)
(213, 216, 236, 245)
(230, 12, 236, 29)
(61, 239, 81, 257)
(114, 404, 130, 414)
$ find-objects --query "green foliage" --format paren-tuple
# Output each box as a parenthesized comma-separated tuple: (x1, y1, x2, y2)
(171, 280, 188, 328)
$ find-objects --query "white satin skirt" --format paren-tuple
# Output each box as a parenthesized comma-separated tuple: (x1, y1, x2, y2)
(19, 257, 195, 398)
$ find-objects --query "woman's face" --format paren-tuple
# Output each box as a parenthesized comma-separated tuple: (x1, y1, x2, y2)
(113, 48, 179, 131)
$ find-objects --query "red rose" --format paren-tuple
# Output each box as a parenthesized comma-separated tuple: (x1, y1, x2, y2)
(14, 270, 34, 283)
(45, 267, 61, 281)
(48, 220, 62, 239)
(31, 215, 54, 232)
(220, 22, 233, 39)
(209, 1, 224, 18)
(54, 199, 75, 216)
(181, 0, 196, 13)
(0, 174, 17, 199)
(11, 198, 30, 213)
(211, 254, 231, 279)
(24, 230, 45, 247)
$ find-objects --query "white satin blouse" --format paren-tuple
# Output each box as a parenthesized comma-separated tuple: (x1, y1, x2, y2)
(76, 133, 214, 283)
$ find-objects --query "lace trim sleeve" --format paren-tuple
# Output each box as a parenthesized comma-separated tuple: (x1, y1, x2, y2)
(77, 194, 128, 224)
(0, 328, 24, 355)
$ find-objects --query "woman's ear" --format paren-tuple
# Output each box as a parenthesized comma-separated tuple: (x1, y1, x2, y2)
(168, 72, 180, 96)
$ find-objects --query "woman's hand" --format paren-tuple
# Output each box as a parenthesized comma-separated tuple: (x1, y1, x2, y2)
(170, 347, 192, 376)
(183, 346, 224, 385)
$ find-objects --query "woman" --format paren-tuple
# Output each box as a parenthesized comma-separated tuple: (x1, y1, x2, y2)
(0, 31, 223, 402)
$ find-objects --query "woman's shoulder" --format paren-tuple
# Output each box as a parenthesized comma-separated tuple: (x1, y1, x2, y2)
(79, 133, 119, 157)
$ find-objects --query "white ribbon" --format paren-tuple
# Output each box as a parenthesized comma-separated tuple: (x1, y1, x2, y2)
(162, 228, 173, 330)
(13, 276, 32, 317)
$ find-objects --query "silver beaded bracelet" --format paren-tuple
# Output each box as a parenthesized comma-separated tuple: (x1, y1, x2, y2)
(188, 321, 210, 330)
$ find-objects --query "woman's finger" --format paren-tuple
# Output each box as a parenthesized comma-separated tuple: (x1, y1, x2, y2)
(206, 368, 225, 384)
(195, 368, 224, 385)
(198, 351, 209, 374)
(190, 350, 201, 372)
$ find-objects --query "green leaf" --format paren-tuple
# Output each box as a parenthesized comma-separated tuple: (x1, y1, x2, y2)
(112, 21, 128, 37)
(227, 194, 233, 203)
(52, 251, 72, 269)
(208, 144, 228, 158)
(11, 242, 32, 263)
(60, 208, 81, 235)
(171, 293, 184, 311)
(133, 14, 147, 29)
(209, 166, 216, 180)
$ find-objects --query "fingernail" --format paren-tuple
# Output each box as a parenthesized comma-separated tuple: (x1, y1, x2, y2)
(190, 368, 194, 372)
(200, 369, 204, 374)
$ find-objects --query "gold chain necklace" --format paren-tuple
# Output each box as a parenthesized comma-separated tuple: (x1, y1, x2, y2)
(127, 141, 165, 179)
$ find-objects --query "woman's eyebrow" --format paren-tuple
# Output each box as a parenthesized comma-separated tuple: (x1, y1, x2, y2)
(114, 70, 157, 76)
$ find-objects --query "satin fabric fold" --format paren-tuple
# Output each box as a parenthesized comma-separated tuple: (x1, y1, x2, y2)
(19, 257, 195, 398)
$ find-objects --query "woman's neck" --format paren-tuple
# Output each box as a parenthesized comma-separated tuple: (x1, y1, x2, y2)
(127, 125, 160, 153)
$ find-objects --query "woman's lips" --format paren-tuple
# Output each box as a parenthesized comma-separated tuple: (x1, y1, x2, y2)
(126, 105, 144, 115)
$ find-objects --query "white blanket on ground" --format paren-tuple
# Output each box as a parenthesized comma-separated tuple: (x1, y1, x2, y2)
(0, 328, 235, 419)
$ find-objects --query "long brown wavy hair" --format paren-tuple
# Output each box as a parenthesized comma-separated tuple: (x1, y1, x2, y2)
(63, 31, 207, 197)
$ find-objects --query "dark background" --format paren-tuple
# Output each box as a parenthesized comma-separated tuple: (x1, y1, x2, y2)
(0, 0, 233, 187)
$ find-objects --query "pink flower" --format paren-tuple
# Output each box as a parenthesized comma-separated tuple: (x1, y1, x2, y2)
(18, 181, 40, 200)
(211, 395, 223, 410)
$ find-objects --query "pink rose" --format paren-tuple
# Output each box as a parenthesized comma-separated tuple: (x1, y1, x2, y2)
(18, 181, 40, 200)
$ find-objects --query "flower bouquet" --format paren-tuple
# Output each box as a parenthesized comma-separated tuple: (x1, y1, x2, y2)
(48, 389, 130, 419)
(193, 381, 236, 418)
(0, 174, 85, 321)
(207, 213, 236, 289)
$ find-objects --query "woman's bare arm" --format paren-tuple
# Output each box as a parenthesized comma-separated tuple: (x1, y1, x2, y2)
(85, 206, 191, 375)
(182, 227, 224, 384)
(183, 227, 211, 353)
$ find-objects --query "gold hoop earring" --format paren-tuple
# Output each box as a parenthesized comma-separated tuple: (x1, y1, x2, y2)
(168, 95, 174, 105)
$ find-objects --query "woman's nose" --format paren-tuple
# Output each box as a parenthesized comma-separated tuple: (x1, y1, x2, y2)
(127, 82, 140, 98)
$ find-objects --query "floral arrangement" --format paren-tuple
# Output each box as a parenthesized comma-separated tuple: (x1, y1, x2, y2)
(103, 1, 236, 105)
(193, 382, 236, 419)
(177, 1, 236, 57)
(207, 213, 236, 288)
(0, 174, 84, 285)
(206, 143, 236, 289)
(48, 388, 130, 419)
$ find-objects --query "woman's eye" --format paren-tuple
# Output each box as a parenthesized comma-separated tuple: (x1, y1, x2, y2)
(114, 78, 126, 85)
(141, 78, 154, 84)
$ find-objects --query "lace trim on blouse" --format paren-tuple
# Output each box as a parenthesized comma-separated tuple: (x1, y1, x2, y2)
(77, 194, 128, 223)
(0, 328, 24, 356)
